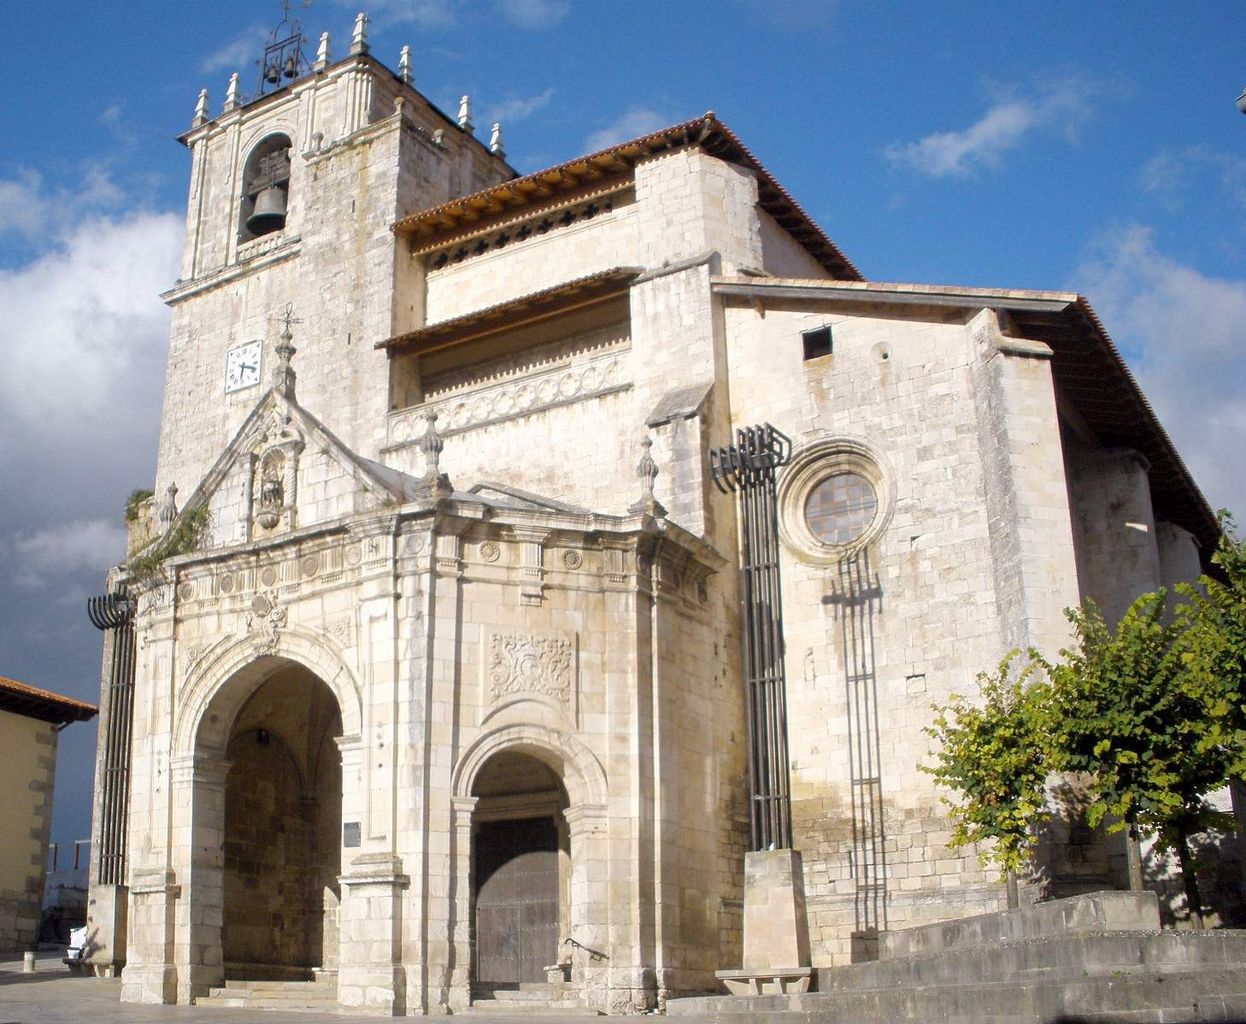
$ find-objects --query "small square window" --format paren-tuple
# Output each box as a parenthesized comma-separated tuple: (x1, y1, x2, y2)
(802, 325, 832, 360)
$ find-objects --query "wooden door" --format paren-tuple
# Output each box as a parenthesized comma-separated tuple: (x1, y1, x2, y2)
(475, 817, 559, 985)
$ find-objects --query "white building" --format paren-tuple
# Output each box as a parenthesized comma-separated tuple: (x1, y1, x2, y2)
(86, 15, 1221, 1016)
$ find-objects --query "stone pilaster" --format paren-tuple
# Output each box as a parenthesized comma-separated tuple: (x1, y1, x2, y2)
(338, 853, 409, 1015)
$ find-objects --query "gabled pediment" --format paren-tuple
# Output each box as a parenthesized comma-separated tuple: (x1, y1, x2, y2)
(163, 388, 424, 552)
(466, 481, 589, 515)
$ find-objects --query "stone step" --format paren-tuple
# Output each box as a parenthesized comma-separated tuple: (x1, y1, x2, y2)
(667, 966, 1246, 1023)
(464, 1003, 601, 1017)
(817, 929, 1246, 992)
(194, 995, 341, 1013)
(216, 979, 337, 994)
(473, 987, 570, 1002)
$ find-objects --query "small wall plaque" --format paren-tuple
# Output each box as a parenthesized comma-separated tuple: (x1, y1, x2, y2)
(343, 821, 361, 848)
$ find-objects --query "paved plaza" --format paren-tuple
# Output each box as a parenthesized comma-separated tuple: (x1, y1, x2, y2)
(0, 954, 722, 1024)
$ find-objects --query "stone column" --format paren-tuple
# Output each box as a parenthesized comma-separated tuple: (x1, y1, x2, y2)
(446, 795, 477, 1013)
(171, 754, 230, 1003)
(338, 853, 409, 1015)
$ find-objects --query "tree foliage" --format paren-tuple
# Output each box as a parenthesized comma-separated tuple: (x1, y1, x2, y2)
(923, 652, 1053, 877)
(925, 517, 1246, 921)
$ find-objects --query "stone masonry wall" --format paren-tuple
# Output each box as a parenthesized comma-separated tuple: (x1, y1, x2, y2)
(0, 709, 58, 954)
(719, 299, 1081, 965)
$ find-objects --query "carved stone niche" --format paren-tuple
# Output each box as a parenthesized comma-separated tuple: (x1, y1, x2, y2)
(249, 432, 304, 536)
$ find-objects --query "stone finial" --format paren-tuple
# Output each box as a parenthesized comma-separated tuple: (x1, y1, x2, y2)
(274, 304, 299, 398)
(351, 11, 370, 55)
(417, 411, 444, 479)
(398, 45, 412, 84)
(489, 122, 505, 157)
(315, 31, 331, 70)
(224, 73, 240, 112)
(629, 435, 666, 517)
(457, 95, 474, 133)
(159, 483, 179, 528)
(193, 88, 209, 127)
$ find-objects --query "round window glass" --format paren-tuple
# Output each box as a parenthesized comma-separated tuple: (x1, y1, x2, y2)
(804, 472, 878, 545)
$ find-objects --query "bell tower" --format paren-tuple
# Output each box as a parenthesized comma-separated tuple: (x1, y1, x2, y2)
(154, 10, 514, 503)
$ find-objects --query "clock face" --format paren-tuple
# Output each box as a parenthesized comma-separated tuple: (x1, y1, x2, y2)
(225, 341, 262, 393)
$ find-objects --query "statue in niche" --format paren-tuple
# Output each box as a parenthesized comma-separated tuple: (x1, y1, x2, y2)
(256, 450, 285, 529)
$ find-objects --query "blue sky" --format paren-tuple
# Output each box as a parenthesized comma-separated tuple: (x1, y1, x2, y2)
(2, 1, 1244, 846)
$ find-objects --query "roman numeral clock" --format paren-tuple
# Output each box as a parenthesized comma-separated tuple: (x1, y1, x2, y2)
(225, 340, 262, 393)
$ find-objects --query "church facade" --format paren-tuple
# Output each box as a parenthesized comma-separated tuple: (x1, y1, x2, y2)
(86, 16, 1220, 1016)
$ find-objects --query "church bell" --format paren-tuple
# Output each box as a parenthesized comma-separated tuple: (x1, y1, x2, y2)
(247, 186, 287, 235)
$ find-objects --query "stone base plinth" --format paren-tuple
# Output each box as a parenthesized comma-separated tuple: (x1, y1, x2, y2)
(715, 966, 813, 995)
(83, 883, 128, 977)
(719, 849, 813, 996)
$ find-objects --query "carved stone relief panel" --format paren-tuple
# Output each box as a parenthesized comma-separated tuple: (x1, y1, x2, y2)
(487, 632, 575, 718)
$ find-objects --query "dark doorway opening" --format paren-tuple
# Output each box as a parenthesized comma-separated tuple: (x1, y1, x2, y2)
(471, 750, 569, 989)
(475, 817, 559, 985)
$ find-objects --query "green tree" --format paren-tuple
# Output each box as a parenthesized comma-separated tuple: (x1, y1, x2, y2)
(924, 652, 1053, 905)
(1178, 513, 1246, 785)
(1049, 593, 1235, 928)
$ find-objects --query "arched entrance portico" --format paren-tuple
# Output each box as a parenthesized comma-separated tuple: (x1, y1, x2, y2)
(447, 726, 610, 1014)
(221, 663, 341, 976)
(168, 639, 362, 1004)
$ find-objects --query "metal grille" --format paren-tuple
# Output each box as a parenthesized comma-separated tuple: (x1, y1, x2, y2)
(88, 592, 135, 886)
(710, 423, 793, 851)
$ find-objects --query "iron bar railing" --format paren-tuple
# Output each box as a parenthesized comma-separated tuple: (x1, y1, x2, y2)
(88, 592, 135, 886)
(710, 423, 793, 851)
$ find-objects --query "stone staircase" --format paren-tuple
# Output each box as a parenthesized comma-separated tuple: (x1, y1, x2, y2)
(667, 892, 1246, 1023)
(194, 972, 339, 1013)
(467, 981, 602, 1016)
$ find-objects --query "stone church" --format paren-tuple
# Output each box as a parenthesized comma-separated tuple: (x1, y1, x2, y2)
(85, 13, 1221, 1017)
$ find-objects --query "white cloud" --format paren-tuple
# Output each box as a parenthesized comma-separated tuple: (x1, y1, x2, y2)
(199, 24, 270, 74)
(1077, 226, 1246, 519)
(496, 0, 569, 29)
(0, 208, 181, 581)
(887, 80, 1094, 178)
(1140, 145, 1246, 210)
(485, 88, 555, 125)
(0, 211, 181, 426)
(584, 107, 671, 154)
(12, 520, 128, 581)
(0, 168, 125, 241)
(338, 0, 460, 29)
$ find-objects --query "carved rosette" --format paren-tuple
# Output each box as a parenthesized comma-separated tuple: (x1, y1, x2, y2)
(489, 633, 572, 707)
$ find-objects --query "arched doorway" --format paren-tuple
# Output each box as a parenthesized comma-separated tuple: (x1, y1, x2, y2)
(220, 662, 342, 978)
(471, 751, 570, 990)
